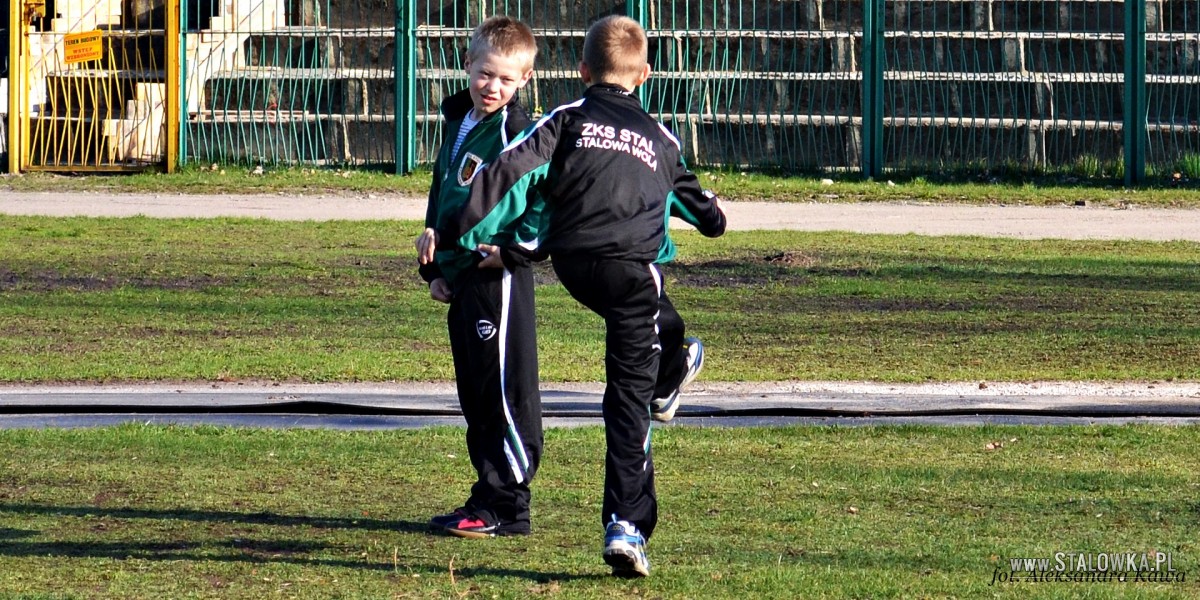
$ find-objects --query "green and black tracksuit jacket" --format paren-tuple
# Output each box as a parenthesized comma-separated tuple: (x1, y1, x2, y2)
(418, 89, 542, 529)
(437, 83, 726, 539)
(419, 90, 533, 290)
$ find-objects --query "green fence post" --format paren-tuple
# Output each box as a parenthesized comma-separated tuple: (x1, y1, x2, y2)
(1123, 0, 1147, 186)
(626, 0, 648, 109)
(626, 0, 646, 23)
(861, 0, 884, 179)
(395, 0, 417, 175)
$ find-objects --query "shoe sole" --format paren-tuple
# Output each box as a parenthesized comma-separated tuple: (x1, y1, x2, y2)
(680, 337, 705, 389)
(651, 338, 704, 422)
(444, 525, 531, 539)
(651, 390, 679, 422)
(446, 527, 496, 539)
(603, 548, 649, 578)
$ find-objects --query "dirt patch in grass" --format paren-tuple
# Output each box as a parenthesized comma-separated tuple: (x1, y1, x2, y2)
(0, 269, 234, 293)
(232, 539, 331, 558)
(91, 491, 131, 508)
(763, 250, 820, 268)
(666, 258, 813, 286)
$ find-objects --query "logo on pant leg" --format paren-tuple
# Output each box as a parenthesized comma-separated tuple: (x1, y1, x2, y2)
(476, 320, 497, 341)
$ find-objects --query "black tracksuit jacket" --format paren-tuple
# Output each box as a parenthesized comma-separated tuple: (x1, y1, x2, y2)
(439, 83, 725, 262)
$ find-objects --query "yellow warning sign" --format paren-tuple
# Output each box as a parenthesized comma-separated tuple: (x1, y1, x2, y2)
(64, 30, 103, 64)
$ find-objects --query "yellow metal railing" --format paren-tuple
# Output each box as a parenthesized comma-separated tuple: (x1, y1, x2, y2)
(9, 0, 178, 171)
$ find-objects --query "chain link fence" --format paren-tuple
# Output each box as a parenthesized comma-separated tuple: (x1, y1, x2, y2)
(1148, 0, 1200, 177)
(169, 0, 1200, 183)
(181, 0, 396, 165)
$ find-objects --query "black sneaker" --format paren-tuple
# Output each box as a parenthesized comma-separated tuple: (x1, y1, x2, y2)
(444, 512, 531, 539)
(428, 507, 470, 531)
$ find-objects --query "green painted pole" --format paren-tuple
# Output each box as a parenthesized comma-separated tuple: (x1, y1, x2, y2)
(626, 0, 648, 109)
(626, 0, 646, 22)
(1123, 0, 1147, 186)
(861, 0, 884, 179)
(178, 0, 188, 169)
(395, 0, 417, 174)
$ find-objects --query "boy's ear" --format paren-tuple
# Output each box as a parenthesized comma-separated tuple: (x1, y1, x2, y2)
(579, 62, 593, 85)
(518, 69, 534, 88)
(634, 63, 651, 87)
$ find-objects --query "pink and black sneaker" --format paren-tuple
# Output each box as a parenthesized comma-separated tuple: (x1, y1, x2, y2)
(428, 507, 470, 531)
(444, 512, 531, 539)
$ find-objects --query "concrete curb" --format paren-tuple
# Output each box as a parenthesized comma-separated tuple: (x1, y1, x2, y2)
(3, 383, 1199, 419)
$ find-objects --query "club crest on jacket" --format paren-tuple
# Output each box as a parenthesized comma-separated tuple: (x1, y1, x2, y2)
(458, 152, 484, 186)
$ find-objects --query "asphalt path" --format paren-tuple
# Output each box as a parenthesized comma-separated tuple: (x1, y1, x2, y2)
(3, 192, 1199, 428)
(4, 190, 1200, 241)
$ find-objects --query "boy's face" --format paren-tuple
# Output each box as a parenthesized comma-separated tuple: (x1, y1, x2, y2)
(465, 51, 533, 117)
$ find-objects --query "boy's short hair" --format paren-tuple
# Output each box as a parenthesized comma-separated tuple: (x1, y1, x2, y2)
(583, 15, 648, 85)
(467, 16, 538, 72)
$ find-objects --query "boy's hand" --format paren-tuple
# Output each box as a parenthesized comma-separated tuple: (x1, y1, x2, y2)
(429, 278, 453, 303)
(476, 244, 504, 269)
(414, 228, 439, 265)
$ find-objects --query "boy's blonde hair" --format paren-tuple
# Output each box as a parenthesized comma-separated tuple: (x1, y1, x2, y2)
(467, 16, 538, 72)
(582, 15, 648, 87)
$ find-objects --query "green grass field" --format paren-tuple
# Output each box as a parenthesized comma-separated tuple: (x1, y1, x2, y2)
(2, 216, 1198, 382)
(1, 208, 1198, 598)
(0, 424, 1195, 599)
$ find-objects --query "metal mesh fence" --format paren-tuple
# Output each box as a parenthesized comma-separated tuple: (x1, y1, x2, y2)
(182, 0, 396, 165)
(884, 0, 1127, 174)
(1147, 0, 1200, 176)
(169, 0, 1200, 180)
(642, 1, 861, 170)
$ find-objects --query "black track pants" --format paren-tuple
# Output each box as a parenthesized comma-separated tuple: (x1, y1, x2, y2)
(553, 257, 661, 539)
(654, 291, 687, 399)
(446, 265, 542, 525)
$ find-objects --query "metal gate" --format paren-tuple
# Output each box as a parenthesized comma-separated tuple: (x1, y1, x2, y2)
(7, 0, 178, 171)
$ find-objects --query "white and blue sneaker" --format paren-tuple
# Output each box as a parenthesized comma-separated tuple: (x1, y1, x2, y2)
(651, 337, 705, 422)
(602, 516, 650, 578)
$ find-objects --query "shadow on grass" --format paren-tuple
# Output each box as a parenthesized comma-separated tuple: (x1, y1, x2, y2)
(0, 503, 603, 583)
(0, 538, 596, 582)
(0, 503, 424, 533)
(0, 527, 36, 540)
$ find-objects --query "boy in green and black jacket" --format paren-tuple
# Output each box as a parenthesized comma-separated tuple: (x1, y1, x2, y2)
(413, 15, 542, 539)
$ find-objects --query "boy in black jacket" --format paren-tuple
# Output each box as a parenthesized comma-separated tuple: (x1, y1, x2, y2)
(432, 15, 726, 577)
(413, 15, 542, 539)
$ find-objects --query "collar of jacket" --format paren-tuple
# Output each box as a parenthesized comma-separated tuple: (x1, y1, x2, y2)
(439, 89, 525, 122)
(585, 83, 637, 99)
